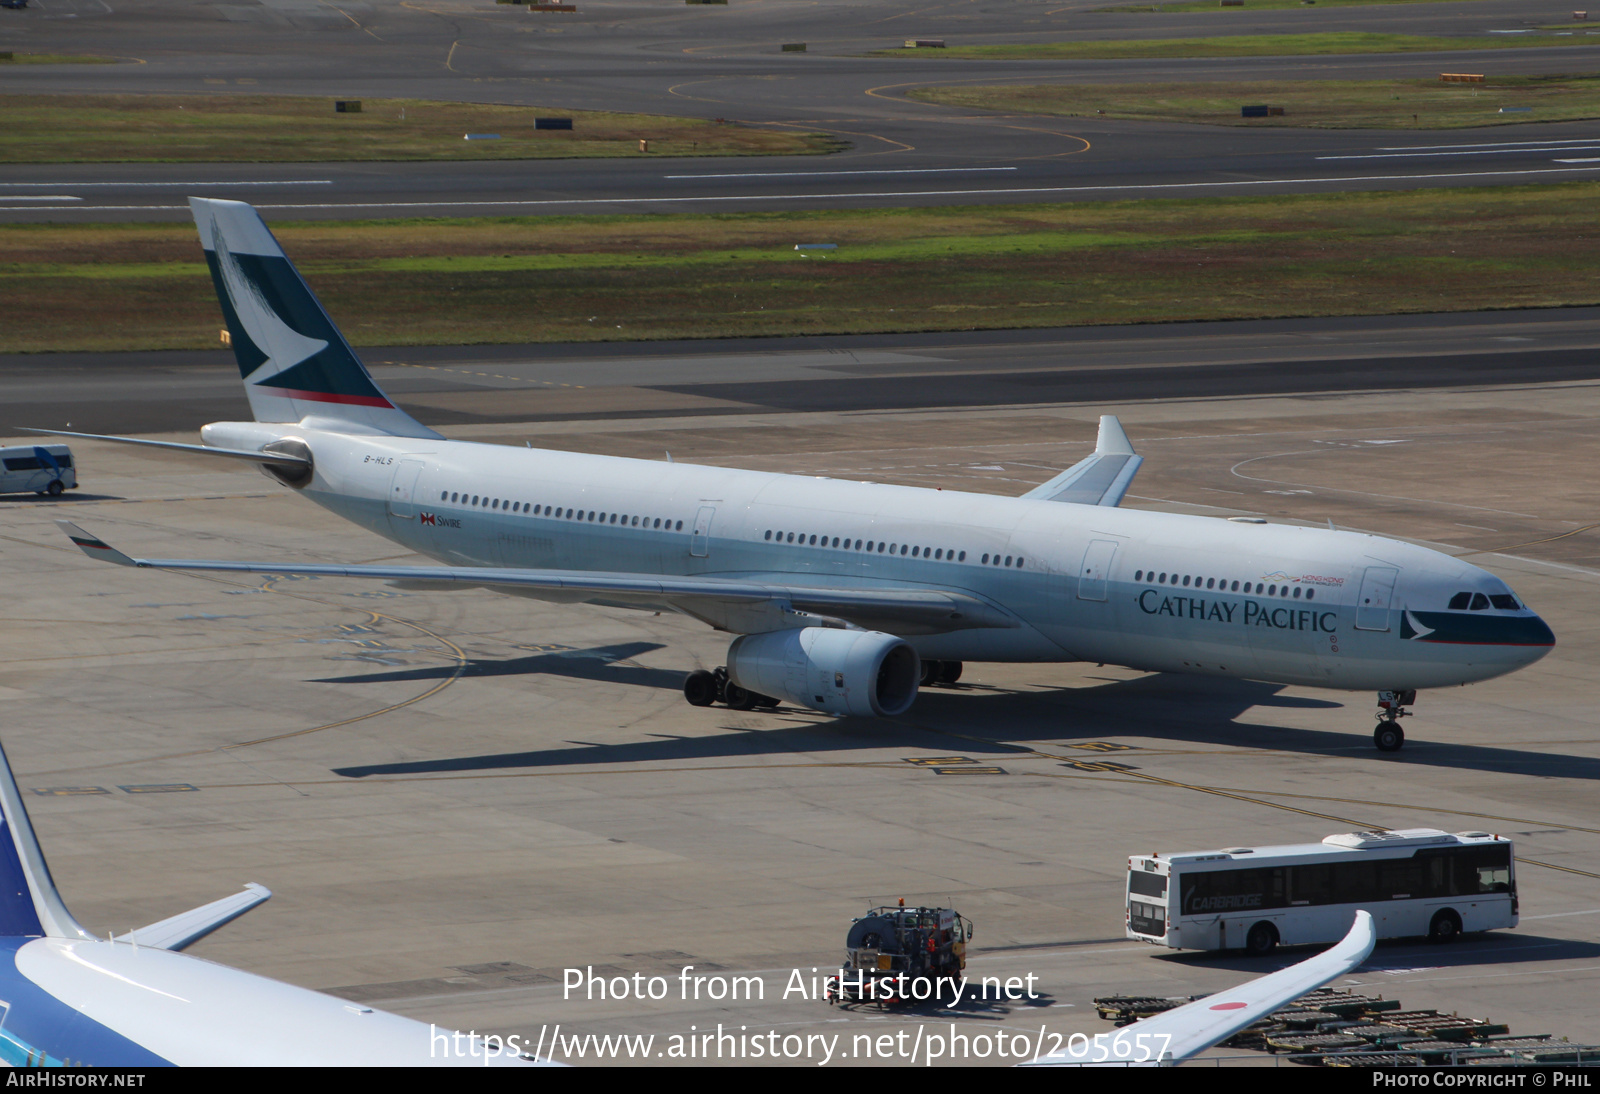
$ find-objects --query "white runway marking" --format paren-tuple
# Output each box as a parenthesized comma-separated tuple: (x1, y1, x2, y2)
(11, 164, 1600, 215)
(1319, 147, 1600, 161)
(0, 196, 81, 203)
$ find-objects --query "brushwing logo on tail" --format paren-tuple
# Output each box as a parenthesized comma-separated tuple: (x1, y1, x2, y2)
(207, 217, 394, 410)
(212, 222, 329, 384)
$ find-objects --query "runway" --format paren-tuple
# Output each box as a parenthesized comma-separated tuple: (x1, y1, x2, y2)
(12, 306, 1600, 433)
(6, 0, 1600, 220)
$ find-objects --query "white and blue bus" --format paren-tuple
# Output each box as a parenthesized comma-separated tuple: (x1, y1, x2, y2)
(1126, 829, 1516, 955)
(0, 445, 76, 497)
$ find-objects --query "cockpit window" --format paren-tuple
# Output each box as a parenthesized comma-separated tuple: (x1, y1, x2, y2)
(1470, 593, 1490, 611)
(1448, 592, 1470, 610)
(1490, 594, 1521, 611)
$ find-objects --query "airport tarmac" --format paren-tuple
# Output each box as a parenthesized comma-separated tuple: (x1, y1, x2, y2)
(7, 0, 1600, 220)
(1, 332, 1597, 1065)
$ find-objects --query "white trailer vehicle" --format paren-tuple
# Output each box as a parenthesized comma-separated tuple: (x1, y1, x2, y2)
(1126, 828, 1516, 955)
(0, 444, 76, 497)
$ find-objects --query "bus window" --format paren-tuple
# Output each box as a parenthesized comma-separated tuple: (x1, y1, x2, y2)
(1181, 867, 1287, 914)
(1289, 863, 1333, 906)
(1129, 871, 1166, 898)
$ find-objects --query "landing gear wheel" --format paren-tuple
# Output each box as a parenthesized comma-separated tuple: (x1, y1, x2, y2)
(1428, 910, 1461, 944)
(919, 660, 941, 687)
(1245, 922, 1277, 956)
(683, 670, 718, 707)
(937, 661, 963, 685)
(723, 683, 756, 710)
(1374, 723, 1405, 752)
(45, 481, 63, 497)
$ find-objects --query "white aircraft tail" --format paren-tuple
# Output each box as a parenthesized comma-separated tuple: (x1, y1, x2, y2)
(190, 197, 440, 439)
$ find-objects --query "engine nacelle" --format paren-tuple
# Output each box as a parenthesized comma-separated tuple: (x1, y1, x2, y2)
(726, 627, 920, 717)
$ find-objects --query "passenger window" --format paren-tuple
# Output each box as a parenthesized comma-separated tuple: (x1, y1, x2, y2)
(655, 519, 662, 529)
(1205, 578, 1214, 589)
(1306, 588, 1315, 601)
(982, 554, 989, 564)
(958, 551, 966, 561)
(900, 545, 908, 555)
(1293, 586, 1302, 598)
(1449, 592, 1471, 610)
(675, 520, 683, 531)
(833, 537, 840, 548)
(1016, 558, 1024, 567)
(1004, 556, 1012, 566)
(1182, 575, 1191, 587)
(765, 530, 772, 540)
(1470, 593, 1490, 611)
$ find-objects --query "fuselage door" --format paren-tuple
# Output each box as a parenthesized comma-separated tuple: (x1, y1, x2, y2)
(1354, 565, 1399, 632)
(690, 505, 716, 558)
(387, 459, 426, 518)
(1077, 539, 1119, 602)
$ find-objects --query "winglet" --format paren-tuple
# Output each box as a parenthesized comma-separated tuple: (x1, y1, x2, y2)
(116, 882, 272, 952)
(56, 521, 140, 567)
(1095, 414, 1136, 457)
(1025, 910, 1376, 1067)
(1019, 415, 1143, 507)
(0, 737, 94, 941)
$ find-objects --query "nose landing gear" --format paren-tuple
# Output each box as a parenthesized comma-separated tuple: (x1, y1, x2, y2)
(1373, 690, 1416, 752)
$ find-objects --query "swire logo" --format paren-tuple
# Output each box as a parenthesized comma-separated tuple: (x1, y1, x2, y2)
(419, 512, 461, 529)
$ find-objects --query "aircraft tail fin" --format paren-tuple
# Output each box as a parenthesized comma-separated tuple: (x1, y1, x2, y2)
(0, 738, 93, 941)
(189, 197, 440, 440)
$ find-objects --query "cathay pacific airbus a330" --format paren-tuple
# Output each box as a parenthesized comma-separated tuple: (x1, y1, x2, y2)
(43, 198, 1554, 752)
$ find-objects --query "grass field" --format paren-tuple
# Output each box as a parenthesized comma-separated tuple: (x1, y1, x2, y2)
(0, 54, 117, 64)
(8, 184, 1600, 353)
(908, 73, 1600, 128)
(1096, 0, 1501, 11)
(0, 95, 839, 164)
(873, 32, 1600, 59)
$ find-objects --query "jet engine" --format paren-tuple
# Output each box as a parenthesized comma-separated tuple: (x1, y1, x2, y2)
(726, 627, 920, 717)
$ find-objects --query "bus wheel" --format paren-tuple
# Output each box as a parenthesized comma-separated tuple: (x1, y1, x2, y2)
(45, 481, 63, 497)
(1428, 910, 1461, 944)
(1374, 723, 1404, 752)
(1245, 923, 1277, 956)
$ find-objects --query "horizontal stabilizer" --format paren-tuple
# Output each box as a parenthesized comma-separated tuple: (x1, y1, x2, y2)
(1027, 911, 1376, 1067)
(58, 524, 1020, 636)
(1021, 415, 1143, 507)
(19, 428, 309, 468)
(57, 521, 139, 567)
(116, 883, 271, 952)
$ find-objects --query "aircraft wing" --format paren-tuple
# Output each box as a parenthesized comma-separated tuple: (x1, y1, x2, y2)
(1027, 910, 1376, 1067)
(114, 883, 272, 952)
(1020, 415, 1143, 507)
(57, 521, 1019, 636)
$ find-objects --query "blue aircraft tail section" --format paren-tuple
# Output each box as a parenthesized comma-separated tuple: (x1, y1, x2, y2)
(0, 741, 92, 941)
(189, 197, 440, 440)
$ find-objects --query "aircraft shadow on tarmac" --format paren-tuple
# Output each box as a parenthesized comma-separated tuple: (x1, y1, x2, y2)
(1152, 933, 1600, 976)
(329, 670, 1600, 783)
(311, 641, 681, 690)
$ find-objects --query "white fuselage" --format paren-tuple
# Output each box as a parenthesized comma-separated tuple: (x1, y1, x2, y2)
(205, 420, 1553, 694)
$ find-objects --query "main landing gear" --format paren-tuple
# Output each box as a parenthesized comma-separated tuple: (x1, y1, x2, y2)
(1373, 689, 1416, 752)
(683, 667, 780, 711)
(919, 660, 964, 687)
